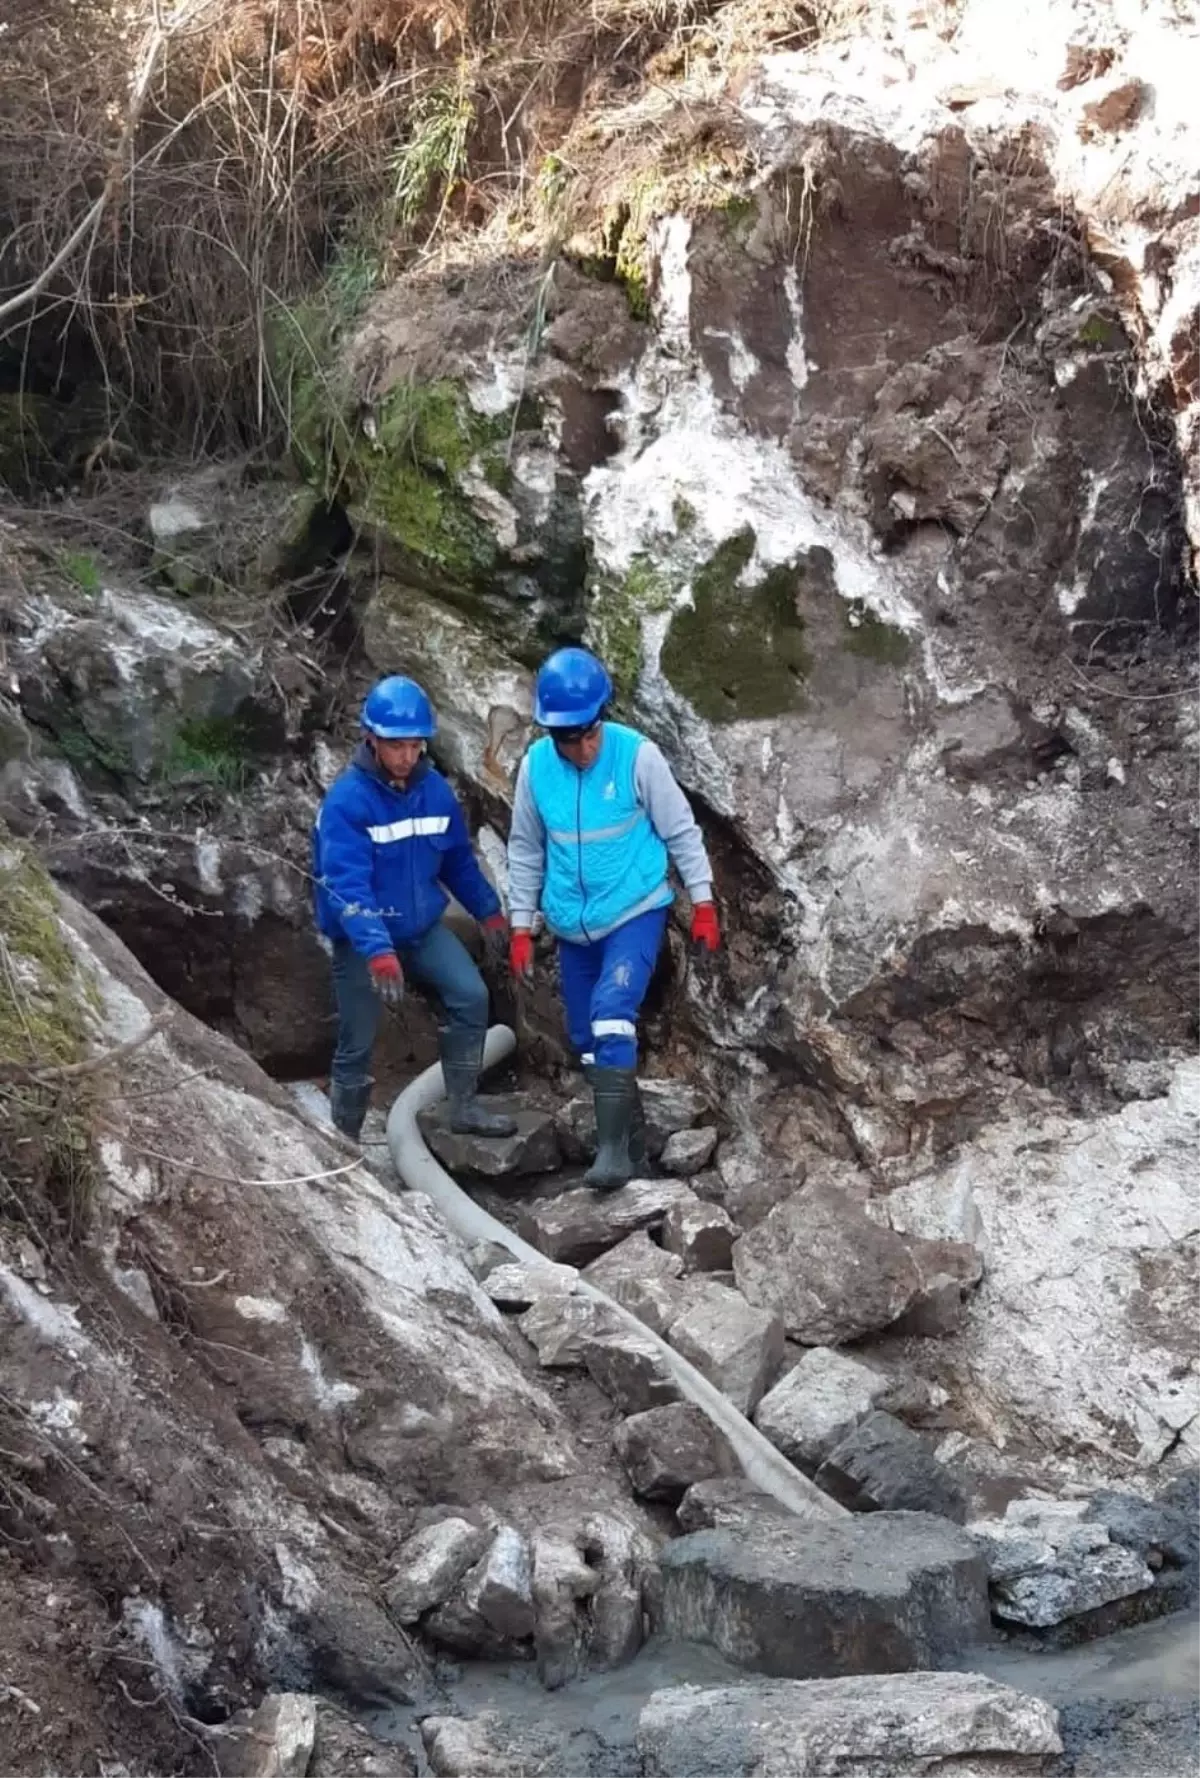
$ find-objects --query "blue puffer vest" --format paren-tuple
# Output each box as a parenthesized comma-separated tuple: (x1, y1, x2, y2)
(526, 722, 671, 942)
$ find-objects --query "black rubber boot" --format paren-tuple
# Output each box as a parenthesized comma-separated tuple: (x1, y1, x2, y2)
(583, 1060, 648, 1176)
(440, 1028, 518, 1137)
(330, 1078, 371, 1141)
(584, 1066, 638, 1192)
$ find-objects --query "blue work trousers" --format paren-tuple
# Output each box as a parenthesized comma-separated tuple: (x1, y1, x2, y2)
(330, 923, 488, 1090)
(557, 906, 669, 1070)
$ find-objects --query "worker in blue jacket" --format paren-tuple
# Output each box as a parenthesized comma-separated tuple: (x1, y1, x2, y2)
(506, 647, 720, 1191)
(313, 675, 516, 1143)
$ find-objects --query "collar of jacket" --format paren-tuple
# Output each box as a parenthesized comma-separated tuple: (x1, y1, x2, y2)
(351, 740, 431, 795)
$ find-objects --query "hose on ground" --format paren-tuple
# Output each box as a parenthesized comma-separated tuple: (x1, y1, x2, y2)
(386, 1025, 844, 1523)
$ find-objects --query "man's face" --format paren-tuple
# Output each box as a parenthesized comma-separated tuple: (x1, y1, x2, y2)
(372, 736, 424, 781)
(551, 721, 603, 769)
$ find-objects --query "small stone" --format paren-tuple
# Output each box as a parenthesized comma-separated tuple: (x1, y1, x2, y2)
(1083, 1488, 1197, 1571)
(582, 1232, 686, 1333)
(753, 1347, 894, 1469)
(419, 1101, 561, 1178)
(583, 1229, 683, 1292)
(518, 1294, 618, 1367)
(814, 1411, 968, 1523)
(1080, 77, 1147, 137)
(519, 1178, 696, 1265)
(426, 1527, 536, 1656)
(220, 1693, 318, 1778)
(384, 1518, 491, 1624)
(668, 1283, 784, 1416)
(661, 1198, 736, 1273)
(654, 1513, 990, 1676)
(636, 1672, 1062, 1775)
(676, 1476, 793, 1535)
(472, 1526, 536, 1640)
(583, 1328, 681, 1414)
(613, 1402, 737, 1501)
(972, 1498, 1158, 1630)
(482, 1262, 576, 1310)
(422, 1712, 614, 1777)
(660, 1127, 719, 1175)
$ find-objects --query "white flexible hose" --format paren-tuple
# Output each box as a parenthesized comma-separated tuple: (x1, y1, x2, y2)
(386, 1026, 844, 1523)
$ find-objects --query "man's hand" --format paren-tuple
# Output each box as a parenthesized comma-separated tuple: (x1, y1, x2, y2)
(510, 929, 534, 982)
(690, 902, 720, 953)
(368, 952, 405, 1004)
(481, 911, 508, 965)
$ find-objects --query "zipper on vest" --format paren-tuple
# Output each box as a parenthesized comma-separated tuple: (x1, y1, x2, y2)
(575, 770, 592, 944)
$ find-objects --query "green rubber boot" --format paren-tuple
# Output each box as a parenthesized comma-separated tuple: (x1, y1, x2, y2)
(584, 1066, 638, 1193)
(439, 1029, 518, 1137)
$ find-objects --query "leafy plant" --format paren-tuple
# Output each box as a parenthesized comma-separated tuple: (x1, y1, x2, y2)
(391, 80, 475, 232)
(59, 549, 102, 594)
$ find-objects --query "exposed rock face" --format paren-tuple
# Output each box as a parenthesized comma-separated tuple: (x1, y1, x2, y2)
(0, 856, 644, 1744)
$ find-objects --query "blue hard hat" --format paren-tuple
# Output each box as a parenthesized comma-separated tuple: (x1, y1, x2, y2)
(361, 676, 437, 739)
(534, 647, 613, 728)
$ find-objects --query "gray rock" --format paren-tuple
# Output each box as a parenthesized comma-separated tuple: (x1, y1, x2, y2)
(676, 1476, 792, 1535)
(420, 1101, 561, 1178)
(584, 1328, 681, 1415)
(426, 1526, 536, 1654)
(732, 1184, 923, 1343)
(753, 1347, 894, 1469)
(517, 1293, 618, 1367)
(636, 1672, 1062, 1776)
(971, 1500, 1157, 1630)
(815, 1411, 968, 1523)
(421, 1713, 623, 1777)
(660, 1127, 720, 1176)
(661, 1198, 736, 1273)
(613, 1403, 737, 1501)
(655, 1513, 990, 1677)
(891, 1236, 985, 1337)
(582, 1231, 687, 1335)
(583, 1508, 656, 1668)
(383, 1517, 492, 1623)
(481, 1261, 576, 1310)
(613, 1273, 687, 1337)
(310, 1703, 417, 1777)
(530, 1534, 600, 1690)
(519, 1178, 695, 1265)
(1083, 1487, 1198, 1571)
(667, 1283, 785, 1416)
(218, 1693, 318, 1778)
(583, 1229, 683, 1292)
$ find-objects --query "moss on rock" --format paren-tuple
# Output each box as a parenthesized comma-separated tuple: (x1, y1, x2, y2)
(661, 530, 813, 722)
(0, 839, 88, 1067)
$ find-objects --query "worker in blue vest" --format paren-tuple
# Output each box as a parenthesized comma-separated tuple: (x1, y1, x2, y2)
(506, 647, 719, 1190)
(313, 675, 516, 1143)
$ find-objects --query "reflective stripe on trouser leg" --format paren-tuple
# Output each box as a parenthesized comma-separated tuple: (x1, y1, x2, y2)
(588, 906, 669, 1069)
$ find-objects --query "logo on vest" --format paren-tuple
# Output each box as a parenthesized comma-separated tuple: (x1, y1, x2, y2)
(603, 779, 617, 800)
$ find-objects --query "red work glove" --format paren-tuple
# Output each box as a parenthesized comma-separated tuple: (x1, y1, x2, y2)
(368, 952, 404, 1004)
(510, 929, 534, 981)
(690, 902, 720, 953)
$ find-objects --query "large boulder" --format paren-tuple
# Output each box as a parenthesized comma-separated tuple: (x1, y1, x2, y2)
(732, 1185, 929, 1344)
(518, 1178, 696, 1265)
(753, 1347, 896, 1469)
(637, 1672, 1062, 1776)
(971, 1499, 1157, 1632)
(655, 1513, 990, 1678)
(814, 1412, 968, 1523)
(613, 1403, 737, 1502)
(667, 1282, 785, 1416)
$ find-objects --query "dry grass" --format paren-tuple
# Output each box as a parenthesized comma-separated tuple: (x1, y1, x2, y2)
(0, 0, 855, 450)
